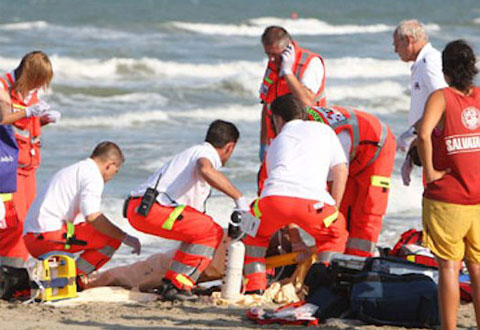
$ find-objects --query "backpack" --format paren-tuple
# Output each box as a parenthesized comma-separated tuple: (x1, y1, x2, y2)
(304, 262, 351, 321)
(389, 229, 439, 268)
(350, 271, 440, 329)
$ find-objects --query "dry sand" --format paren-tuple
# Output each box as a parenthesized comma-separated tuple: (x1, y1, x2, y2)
(0, 296, 477, 330)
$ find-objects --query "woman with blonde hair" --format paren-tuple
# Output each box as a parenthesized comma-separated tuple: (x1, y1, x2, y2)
(0, 51, 59, 278)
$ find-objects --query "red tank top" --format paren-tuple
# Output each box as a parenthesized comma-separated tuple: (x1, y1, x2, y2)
(424, 87, 480, 204)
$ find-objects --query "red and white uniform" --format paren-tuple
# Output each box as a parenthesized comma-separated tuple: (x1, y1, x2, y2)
(307, 106, 396, 257)
(127, 142, 224, 291)
(259, 41, 327, 143)
(425, 87, 480, 204)
(244, 120, 348, 292)
(0, 72, 41, 267)
(23, 158, 121, 275)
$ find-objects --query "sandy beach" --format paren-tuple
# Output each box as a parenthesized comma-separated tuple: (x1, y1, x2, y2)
(0, 295, 477, 330)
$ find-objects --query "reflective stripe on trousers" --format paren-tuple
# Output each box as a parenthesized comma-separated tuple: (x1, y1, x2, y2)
(178, 242, 215, 259)
(317, 251, 340, 263)
(244, 261, 266, 276)
(97, 245, 116, 258)
(245, 245, 267, 259)
(346, 237, 376, 254)
(170, 260, 202, 281)
(76, 257, 96, 274)
(0, 256, 25, 268)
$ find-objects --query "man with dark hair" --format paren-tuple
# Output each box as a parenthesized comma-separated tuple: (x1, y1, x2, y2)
(259, 26, 327, 161)
(90, 141, 125, 163)
(126, 120, 247, 301)
(244, 94, 348, 294)
(205, 119, 240, 148)
(22, 141, 140, 290)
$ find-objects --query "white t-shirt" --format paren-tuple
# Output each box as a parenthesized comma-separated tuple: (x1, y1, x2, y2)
(261, 120, 347, 205)
(130, 142, 221, 212)
(409, 43, 448, 126)
(300, 57, 324, 94)
(326, 130, 351, 181)
(23, 158, 104, 234)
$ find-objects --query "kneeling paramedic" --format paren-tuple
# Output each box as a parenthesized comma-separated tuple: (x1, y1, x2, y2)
(23, 142, 141, 289)
(125, 120, 249, 301)
(306, 106, 396, 257)
(244, 94, 349, 294)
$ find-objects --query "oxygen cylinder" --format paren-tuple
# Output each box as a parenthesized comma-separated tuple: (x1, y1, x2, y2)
(221, 240, 245, 299)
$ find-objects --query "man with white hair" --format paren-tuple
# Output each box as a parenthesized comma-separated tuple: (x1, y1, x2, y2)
(393, 19, 447, 185)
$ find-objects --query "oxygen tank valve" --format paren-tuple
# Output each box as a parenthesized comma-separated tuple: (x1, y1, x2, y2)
(228, 211, 242, 239)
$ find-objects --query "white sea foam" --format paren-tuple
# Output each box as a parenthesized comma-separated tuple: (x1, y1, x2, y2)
(0, 54, 407, 87)
(474, 17, 480, 24)
(328, 81, 406, 102)
(30, 55, 264, 82)
(170, 17, 440, 37)
(0, 20, 144, 41)
(57, 104, 259, 128)
(386, 172, 424, 214)
(0, 20, 48, 30)
(175, 105, 260, 122)
(57, 92, 168, 108)
(58, 110, 169, 128)
(326, 57, 410, 79)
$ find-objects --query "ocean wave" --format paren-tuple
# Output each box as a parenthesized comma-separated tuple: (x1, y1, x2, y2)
(57, 104, 260, 128)
(0, 20, 147, 41)
(169, 17, 441, 37)
(474, 17, 480, 24)
(326, 57, 410, 79)
(0, 54, 407, 88)
(56, 92, 168, 108)
(0, 55, 264, 82)
(328, 81, 406, 102)
(0, 20, 48, 30)
(387, 174, 424, 215)
(58, 110, 169, 128)
(176, 104, 260, 122)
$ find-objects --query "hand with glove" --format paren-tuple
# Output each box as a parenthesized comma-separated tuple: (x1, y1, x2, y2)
(234, 196, 250, 212)
(279, 43, 295, 77)
(401, 153, 414, 186)
(41, 110, 61, 124)
(397, 127, 416, 152)
(25, 100, 50, 117)
(123, 233, 141, 255)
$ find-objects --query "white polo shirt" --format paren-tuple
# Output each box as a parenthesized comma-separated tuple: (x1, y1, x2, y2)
(261, 120, 347, 205)
(130, 142, 221, 212)
(409, 43, 448, 126)
(301, 57, 324, 95)
(23, 158, 104, 234)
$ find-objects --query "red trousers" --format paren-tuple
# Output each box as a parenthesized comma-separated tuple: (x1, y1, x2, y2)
(126, 198, 223, 290)
(243, 196, 348, 291)
(14, 170, 37, 223)
(0, 199, 29, 267)
(341, 131, 396, 257)
(0, 171, 36, 268)
(24, 222, 121, 275)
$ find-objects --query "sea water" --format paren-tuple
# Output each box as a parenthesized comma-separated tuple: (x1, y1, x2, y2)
(0, 0, 479, 268)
